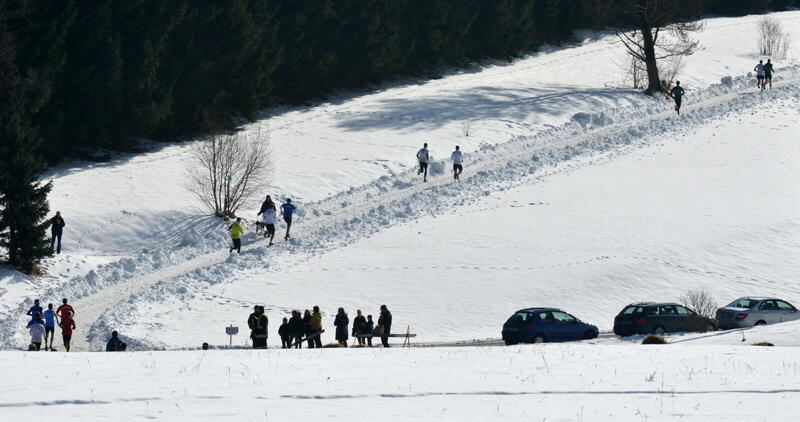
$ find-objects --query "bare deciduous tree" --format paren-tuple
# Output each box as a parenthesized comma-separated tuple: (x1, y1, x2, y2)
(461, 120, 472, 137)
(757, 17, 791, 59)
(679, 288, 717, 319)
(615, 0, 703, 95)
(187, 128, 273, 218)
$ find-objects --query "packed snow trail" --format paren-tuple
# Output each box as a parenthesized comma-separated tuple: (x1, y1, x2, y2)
(49, 71, 799, 351)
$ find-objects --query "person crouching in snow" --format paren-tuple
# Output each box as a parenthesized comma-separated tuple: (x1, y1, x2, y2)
(106, 330, 126, 351)
(228, 217, 244, 253)
(261, 206, 277, 246)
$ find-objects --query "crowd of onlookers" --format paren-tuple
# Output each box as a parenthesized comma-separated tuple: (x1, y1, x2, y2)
(251, 304, 394, 348)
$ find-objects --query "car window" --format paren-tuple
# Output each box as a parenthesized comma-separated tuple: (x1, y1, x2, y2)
(647, 307, 660, 315)
(538, 312, 556, 322)
(727, 298, 758, 308)
(775, 301, 797, 311)
(509, 312, 530, 323)
(759, 300, 778, 311)
(552, 311, 577, 323)
(622, 306, 644, 315)
(675, 306, 693, 315)
(659, 305, 678, 315)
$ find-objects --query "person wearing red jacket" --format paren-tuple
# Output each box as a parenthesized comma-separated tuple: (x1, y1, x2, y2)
(57, 298, 75, 322)
(59, 311, 76, 352)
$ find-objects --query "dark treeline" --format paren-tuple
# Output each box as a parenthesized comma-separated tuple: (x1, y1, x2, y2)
(3, 0, 797, 163)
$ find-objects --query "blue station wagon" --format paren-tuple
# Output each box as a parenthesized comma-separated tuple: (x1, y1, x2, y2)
(502, 308, 599, 345)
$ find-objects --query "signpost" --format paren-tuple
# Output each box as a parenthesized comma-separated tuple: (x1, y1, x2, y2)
(226, 325, 239, 347)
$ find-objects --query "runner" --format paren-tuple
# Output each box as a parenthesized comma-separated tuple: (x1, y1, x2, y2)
(26, 299, 43, 322)
(228, 217, 244, 253)
(256, 195, 275, 216)
(261, 206, 277, 246)
(450, 145, 463, 181)
(754, 60, 765, 90)
(56, 298, 75, 321)
(29, 315, 45, 351)
(416, 143, 430, 183)
(49, 211, 66, 254)
(280, 198, 296, 241)
(763, 59, 774, 90)
(670, 81, 685, 115)
(43, 304, 57, 350)
(58, 311, 75, 352)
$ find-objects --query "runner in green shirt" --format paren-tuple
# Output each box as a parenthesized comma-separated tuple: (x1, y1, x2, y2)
(229, 217, 244, 253)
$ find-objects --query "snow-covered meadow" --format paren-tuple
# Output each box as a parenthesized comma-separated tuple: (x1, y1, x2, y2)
(1, 10, 800, 421)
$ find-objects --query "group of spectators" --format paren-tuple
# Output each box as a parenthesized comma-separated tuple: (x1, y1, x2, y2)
(251, 304, 394, 349)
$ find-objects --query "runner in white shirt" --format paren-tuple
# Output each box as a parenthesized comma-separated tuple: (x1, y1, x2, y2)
(450, 145, 463, 181)
(261, 207, 277, 245)
(754, 60, 765, 90)
(416, 143, 430, 182)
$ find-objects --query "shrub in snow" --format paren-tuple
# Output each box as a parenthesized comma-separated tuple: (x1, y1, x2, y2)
(428, 161, 445, 176)
(642, 335, 668, 344)
(720, 76, 733, 88)
(752, 342, 774, 347)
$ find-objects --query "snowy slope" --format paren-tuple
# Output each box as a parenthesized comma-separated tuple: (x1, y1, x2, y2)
(0, 11, 799, 353)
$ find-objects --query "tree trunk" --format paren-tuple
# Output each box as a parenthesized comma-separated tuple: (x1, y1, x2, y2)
(637, 7, 662, 95)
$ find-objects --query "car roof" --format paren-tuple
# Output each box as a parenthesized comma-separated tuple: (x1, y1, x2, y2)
(627, 302, 682, 307)
(517, 307, 561, 313)
(734, 297, 773, 301)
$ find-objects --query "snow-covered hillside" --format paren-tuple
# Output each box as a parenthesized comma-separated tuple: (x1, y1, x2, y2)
(1, 10, 800, 420)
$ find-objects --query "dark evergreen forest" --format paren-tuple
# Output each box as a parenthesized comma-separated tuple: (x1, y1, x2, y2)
(2, 0, 797, 163)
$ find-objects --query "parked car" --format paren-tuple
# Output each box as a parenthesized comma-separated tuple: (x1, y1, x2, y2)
(715, 297, 800, 329)
(613, 302, 717, 336)
(502, 308, 599, 345)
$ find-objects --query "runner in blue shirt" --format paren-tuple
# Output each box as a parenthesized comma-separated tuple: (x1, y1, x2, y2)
(43, 304, 57, 351)
(26, 299, 43, 322)
(281, 198, 297, 241)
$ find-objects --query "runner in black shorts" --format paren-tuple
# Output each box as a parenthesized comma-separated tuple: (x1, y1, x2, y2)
(763, 59, 774, 89)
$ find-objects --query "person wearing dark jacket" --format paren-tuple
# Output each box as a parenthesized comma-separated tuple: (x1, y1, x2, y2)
(289, 311, 304, 348)
(378, 305, 392, 347)
(278, 317, 291, 349)
(106, 330, 126, 351)
(365, 315, 374, 347)
(302, 309, 313, 348)
(249, 305, 268, 349)
(247, 305, 259, 342)
(352, 310, 367, 346)
(310, 306, 323, 348)
(49, 211, 66, 254)
(257, 195, 275, 216)
(334, 308, 349, 347)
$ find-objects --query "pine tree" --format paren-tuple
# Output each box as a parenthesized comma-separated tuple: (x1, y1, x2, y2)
(0, 9, 53, 273)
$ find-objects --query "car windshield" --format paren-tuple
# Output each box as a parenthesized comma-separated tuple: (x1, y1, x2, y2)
(726, 299, 758, 309)
(620, 306, 644, 316)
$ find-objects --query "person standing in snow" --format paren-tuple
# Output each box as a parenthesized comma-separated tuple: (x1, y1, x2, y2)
(59, 311, 75, 352)
(670, 81, 685, 115)
(310, 306, 323, 348)
(49, 211, 66, 254)
(248, 305, 268, 349)
(754, 60, 765, 90)
(57, 298, 75, 322)
(450, 145, 464, 181)
(29, 315, 45, 351)
(334, 308, 349, 347)
(106, 330, 126, 351)
(279, 317, 291, 349)
(289, 311, 304, 348)
(26, 299, 43, 322)
(377, 305, 392, 348)
(763, 59, 774, 90)
(352, 309, 367, 346)
(302, 309, 313, 348)
(280, 199, 296, 241)
(365, 315, 374, 347)
(416, 143, 430, 183)
(228, 217, 244, 253)
(43, 303, 57, 350)
(261, 206, 277, 246)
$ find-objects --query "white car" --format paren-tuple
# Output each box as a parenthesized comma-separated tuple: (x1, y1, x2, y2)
(715, 297, 800, 329)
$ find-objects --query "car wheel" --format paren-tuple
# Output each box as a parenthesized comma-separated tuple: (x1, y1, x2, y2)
(582, 330, 597, 340)
(653, 326, 666, 336)
(533, 334, 546, 344)
(755, 320, 766, 326)
(504, 340, 517, 346)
